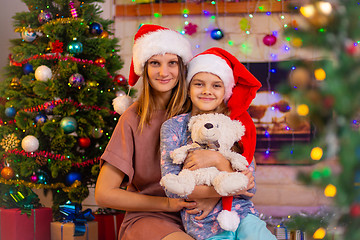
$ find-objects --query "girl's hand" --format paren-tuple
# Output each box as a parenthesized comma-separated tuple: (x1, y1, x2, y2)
(185, 197, 220, 220)
(183, 150, 232, 172)
(167, 198, 196, 212)
(232, 169, 255, 197)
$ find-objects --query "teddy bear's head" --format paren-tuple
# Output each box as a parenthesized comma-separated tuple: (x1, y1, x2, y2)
(188, 113, 245, 150)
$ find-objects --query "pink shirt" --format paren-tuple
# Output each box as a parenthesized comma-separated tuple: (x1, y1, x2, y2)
(101, 102, 184, 240)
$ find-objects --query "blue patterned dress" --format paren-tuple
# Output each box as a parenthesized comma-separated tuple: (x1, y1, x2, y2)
(160, 113, 259, 240)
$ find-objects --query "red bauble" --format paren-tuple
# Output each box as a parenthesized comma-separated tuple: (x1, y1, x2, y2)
(78, 137, 91, 148)
(263, 34, 277, 46)
(350, 204, 360, 217)
(1, 167, 15, 179)
(114, 74, 127, 86)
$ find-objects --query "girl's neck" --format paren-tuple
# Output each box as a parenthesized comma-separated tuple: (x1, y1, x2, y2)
(153, 91, 171, 110)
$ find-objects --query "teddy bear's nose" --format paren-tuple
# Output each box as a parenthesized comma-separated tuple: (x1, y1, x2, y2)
(204, 123, 213, 129)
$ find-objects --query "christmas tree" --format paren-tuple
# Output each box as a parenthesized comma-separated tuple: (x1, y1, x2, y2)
(277, 0, 360, 239)
(0, 0, 134, 217)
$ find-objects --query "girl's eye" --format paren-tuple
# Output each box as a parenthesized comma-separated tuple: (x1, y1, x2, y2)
(194, 82, 203, 86)
(169, 61, 178, 66)
(214, 84, 222, 88)
(149, 61, 159, 66)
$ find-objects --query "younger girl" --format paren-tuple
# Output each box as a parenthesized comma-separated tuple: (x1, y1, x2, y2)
(160, 48, 276, 239)
(95, 24, 196, 240)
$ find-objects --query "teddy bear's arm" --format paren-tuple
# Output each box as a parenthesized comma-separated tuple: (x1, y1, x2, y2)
(221, 150, 249, 171)
(170, 143, 200, 164)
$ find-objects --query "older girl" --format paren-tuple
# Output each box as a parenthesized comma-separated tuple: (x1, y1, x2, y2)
(95, 24, 195, 240)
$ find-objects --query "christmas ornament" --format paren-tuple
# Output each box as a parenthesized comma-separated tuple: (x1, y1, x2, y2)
(35, 114, 47, 124)
(23, 63, 34, 75)
(5, 107, 17, 117)
(1, 167, 15, 180)
(291, 37, 303, 48)
(289, 67, 312, 89)
(263, 34, 277, 46)
(35, 155, 48, 166)
(239, 18, 250, 31)
(21, 30, 37, 42)
(91, 127, 103, 139)
(99, 31, 109, 38)
(21, 135, 39, 152)
(89, 22, 103, 35)
(350, 204, 360, 217)
(345, 40, 360, 56)
(65, 172, 82, 185)
(78, 137, 91, 148)
(114, 74, 127, 86)
(44, 101, 55, 114)
(285, 109, 304, 131)
(67, 40, 83, 54)
(94, 57, 106, 65)
(35, 65, 52, 81)
(30, 173, 38, 183)
(69, 73, 85, 87)
(50, 40, 64, 53)
(69, 0, 78, 18)
(38, 10, 53, 24)
(210, 29, 224, 40)
(116, 90, 126, 97)
(10, 77, 21, 89)
(36, 170, 48, 184)
(1, 133, 20, 151)
(300, 1, 333, 27)
(60, 117, 77, 134)
(184, 23, 198, 36)
(113, 95, 133, 115)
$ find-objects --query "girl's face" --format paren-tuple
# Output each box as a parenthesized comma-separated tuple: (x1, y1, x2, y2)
(189, 72, 226, 115)
(147, 53, 179, 95)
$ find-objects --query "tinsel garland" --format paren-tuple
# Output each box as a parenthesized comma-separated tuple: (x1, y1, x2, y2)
(0, 178, 80, 191)
(0, 119, 16, 126)
(14, 18, 86, 33)
(9, 53, 106, 69)
(3, 149, 101, 167)
(21, 98, 117, 115)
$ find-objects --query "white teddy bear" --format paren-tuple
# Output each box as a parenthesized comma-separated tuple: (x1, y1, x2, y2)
(160, 113, 250, 231)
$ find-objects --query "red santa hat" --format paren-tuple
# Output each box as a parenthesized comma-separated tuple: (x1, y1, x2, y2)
(186, 47, 262, 165)
(128, 24, 193, 86)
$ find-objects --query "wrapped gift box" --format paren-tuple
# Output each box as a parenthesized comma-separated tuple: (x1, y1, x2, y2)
(0, 207, 52, 240)
(51, 221, 98, 240)
(94, 212, 125, 240)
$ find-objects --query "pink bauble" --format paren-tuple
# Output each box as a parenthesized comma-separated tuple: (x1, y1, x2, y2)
(263, 34, 277, 46)
(30, 174, 38, 183)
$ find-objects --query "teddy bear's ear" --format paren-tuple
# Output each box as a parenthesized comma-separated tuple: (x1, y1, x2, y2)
(188, 114, 200, 131)
(233, 120, 246, 139)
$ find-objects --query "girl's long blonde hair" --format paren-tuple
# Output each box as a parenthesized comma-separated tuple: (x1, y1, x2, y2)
(137, 56, 191, 132)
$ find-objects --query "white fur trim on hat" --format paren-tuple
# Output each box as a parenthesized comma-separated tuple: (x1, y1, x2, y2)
(133, 30, 192, 76)
(186, 54, 235, 101)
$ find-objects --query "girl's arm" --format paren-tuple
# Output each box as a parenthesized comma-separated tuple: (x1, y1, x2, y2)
(95, 162, 195, 212)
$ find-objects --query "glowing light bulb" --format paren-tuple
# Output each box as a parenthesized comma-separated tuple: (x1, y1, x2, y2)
(310, 147, 323, 160)
(315, 68, 326, 81)
(313, 227, 326, 239)
(297, 104, 309, 116)
(324, 184, 336, 197)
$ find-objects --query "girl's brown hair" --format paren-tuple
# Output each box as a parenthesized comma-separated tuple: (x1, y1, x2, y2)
(137, 56, 191, 131)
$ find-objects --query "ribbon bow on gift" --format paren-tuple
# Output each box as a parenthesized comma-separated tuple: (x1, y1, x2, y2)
(59, 201, 95, 236)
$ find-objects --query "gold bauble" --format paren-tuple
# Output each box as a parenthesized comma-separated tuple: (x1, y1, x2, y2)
(1, 167, 15, 180)
(300, 1, 333, 27)
(285, 109, 305, 131)
(10, 77, 21, 89)
(100, 31, 109, 39)
(289, 67, 312, 89)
